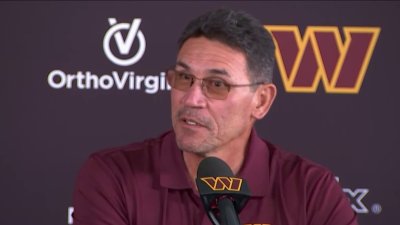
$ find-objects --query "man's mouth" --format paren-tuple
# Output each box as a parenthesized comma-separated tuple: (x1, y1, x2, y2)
(183, 118, 201, 126)
(176, 109, 211, 129)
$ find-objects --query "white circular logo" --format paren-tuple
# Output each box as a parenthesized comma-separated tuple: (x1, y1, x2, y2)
(103, 18, 146, 66)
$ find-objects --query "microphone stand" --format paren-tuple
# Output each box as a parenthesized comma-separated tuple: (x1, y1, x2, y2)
(217, 196, 240, 225)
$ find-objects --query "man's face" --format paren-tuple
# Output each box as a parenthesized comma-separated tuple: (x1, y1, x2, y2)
(171, 37, 258, 155)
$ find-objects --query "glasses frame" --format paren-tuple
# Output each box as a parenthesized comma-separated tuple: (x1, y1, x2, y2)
(166, 69, 266, 100)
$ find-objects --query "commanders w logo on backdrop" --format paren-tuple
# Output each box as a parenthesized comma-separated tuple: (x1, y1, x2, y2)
(265, 26, 380, 93)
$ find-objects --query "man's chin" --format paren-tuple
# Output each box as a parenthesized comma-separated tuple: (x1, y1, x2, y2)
(176, 139, 214, 155)
(177, 141, 201, 153)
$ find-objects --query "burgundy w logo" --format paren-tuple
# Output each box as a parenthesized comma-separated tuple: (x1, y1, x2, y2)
(265, 26, 380, 93)
(200, 177, 243, 191)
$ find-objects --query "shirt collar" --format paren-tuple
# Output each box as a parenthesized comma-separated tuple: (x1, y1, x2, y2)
(160, 131, 192, 189)
(237, 128, 270, 197)
(159, 129, 270, 196)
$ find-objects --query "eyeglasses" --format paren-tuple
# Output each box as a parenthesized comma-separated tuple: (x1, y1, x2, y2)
(166, 69, 266, 100)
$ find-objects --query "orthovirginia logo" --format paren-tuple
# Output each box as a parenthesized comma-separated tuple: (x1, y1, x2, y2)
(265, 26, 380, 94)
(48, 18, 169, 94)
(103, 18, 146, 66)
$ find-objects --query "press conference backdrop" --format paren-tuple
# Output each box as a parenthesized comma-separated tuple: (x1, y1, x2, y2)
(1, 1, 398, 225)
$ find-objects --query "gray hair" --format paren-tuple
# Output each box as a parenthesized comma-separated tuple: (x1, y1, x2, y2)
(178, 8, 276, 83)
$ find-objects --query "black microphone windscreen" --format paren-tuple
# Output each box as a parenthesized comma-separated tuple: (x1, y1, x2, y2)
(197, 157, 234, 178)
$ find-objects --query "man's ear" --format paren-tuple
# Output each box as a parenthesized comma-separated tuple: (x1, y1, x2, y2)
(252, 83, 277, 120)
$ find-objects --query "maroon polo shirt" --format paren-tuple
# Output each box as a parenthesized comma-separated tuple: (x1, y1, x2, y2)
(72, 129, 358, 225)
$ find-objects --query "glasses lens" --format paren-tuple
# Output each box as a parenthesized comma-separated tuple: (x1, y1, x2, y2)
(167, 70, 192, 91)
(166, 69, 230, 100)
(203, 78, 230, 100)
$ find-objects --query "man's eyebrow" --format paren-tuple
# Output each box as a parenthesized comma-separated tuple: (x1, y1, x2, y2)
(207, 68, 229, 77)
(176, 61, 190, 70)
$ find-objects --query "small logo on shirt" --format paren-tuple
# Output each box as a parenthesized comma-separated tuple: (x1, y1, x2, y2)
(244, 223, 271, 225)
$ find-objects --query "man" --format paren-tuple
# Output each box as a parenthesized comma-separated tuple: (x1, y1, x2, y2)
(73, 8, 358, 225)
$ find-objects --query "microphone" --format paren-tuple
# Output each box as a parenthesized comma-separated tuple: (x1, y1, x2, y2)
(196, 157, 251, 225)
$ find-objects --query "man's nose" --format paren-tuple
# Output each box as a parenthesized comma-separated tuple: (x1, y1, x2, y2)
(182, 79, 207, 107)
